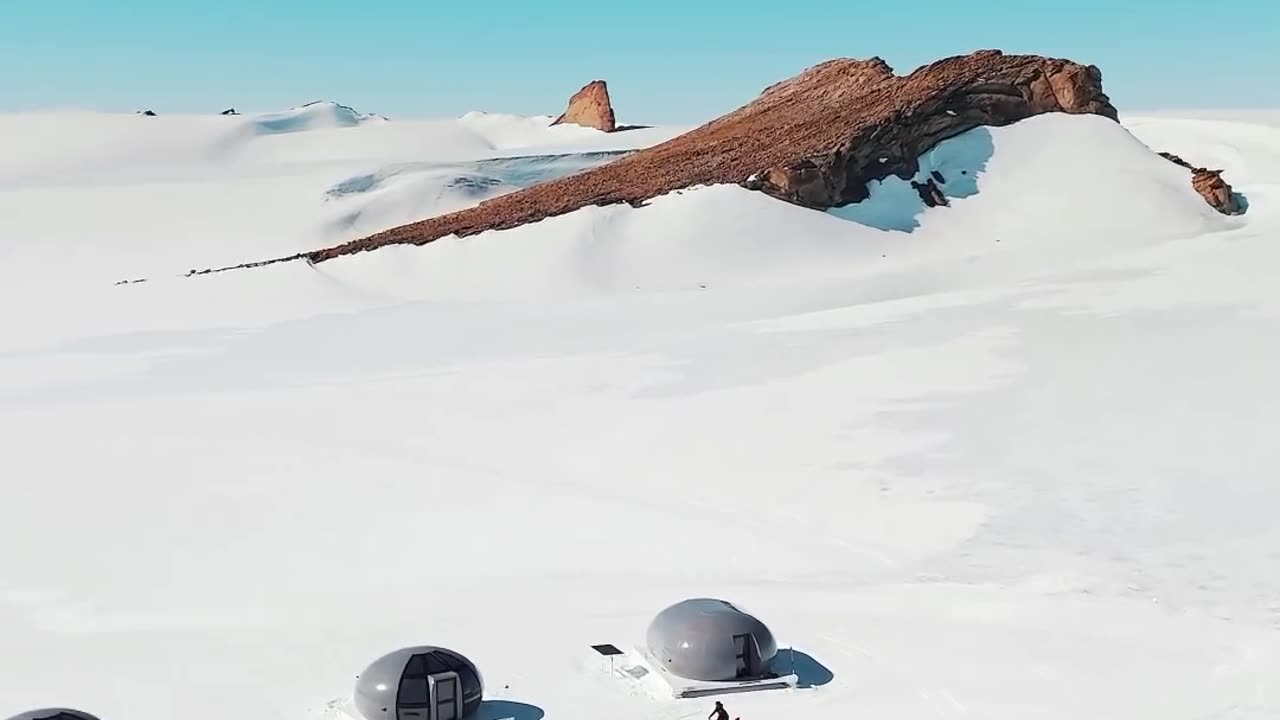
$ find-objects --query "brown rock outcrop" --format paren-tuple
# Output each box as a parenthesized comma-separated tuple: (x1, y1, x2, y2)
(302, 50, 1117, 263)
(744, 53, 1115, 208)
(552, 80, 617, 132)
(1158, 152, 1246, 215)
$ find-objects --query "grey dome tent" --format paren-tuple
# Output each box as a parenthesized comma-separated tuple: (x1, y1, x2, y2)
(645, 598, 779, 682)
(6, 711, 100, 720)
(354, 646, 483, 720)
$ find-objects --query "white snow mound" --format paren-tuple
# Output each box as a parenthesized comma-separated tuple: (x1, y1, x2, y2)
(833, 113, 1223, 237)
(250, 101, 386, 135)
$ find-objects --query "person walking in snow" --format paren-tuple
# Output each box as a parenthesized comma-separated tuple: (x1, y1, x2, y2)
(708, 701, 729, 720)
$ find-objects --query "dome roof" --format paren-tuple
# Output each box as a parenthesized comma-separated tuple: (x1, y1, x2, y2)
(6, 711, 100, 720)
(646, 598, 778, 681)
(354, 646, 483, 720)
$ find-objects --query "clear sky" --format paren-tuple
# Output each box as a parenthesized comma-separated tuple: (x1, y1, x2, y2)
(3, 0, 1277, 122)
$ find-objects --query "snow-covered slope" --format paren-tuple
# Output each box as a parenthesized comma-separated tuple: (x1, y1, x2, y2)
(1, 105, 1279, 720)
(0, 107, 682, 294)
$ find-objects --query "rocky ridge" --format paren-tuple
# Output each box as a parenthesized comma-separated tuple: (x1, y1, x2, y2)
(308, 50, 1122, 262)
(179, 50, 1243, 274)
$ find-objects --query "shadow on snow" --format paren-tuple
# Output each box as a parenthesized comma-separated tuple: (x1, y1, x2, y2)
(829, 126, 995, 232)
(473, 700, 545, 720)
(774, 648, 835, 689)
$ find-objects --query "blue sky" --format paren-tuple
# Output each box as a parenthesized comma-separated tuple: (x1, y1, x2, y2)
(3, 0, 1277, 121)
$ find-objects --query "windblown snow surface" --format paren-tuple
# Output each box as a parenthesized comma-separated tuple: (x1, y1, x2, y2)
(0, 105, 1278, 720)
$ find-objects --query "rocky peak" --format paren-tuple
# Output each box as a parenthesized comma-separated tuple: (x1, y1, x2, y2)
(552, 80, 617, 133)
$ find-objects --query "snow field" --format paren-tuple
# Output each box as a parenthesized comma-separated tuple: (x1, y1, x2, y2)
(1, 103, 1278, 720)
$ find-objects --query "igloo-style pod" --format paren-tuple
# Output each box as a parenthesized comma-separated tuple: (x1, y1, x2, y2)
(354, 646, 483, 720)
(645, 598, 779, 682)
(6, 711, 101, 720)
